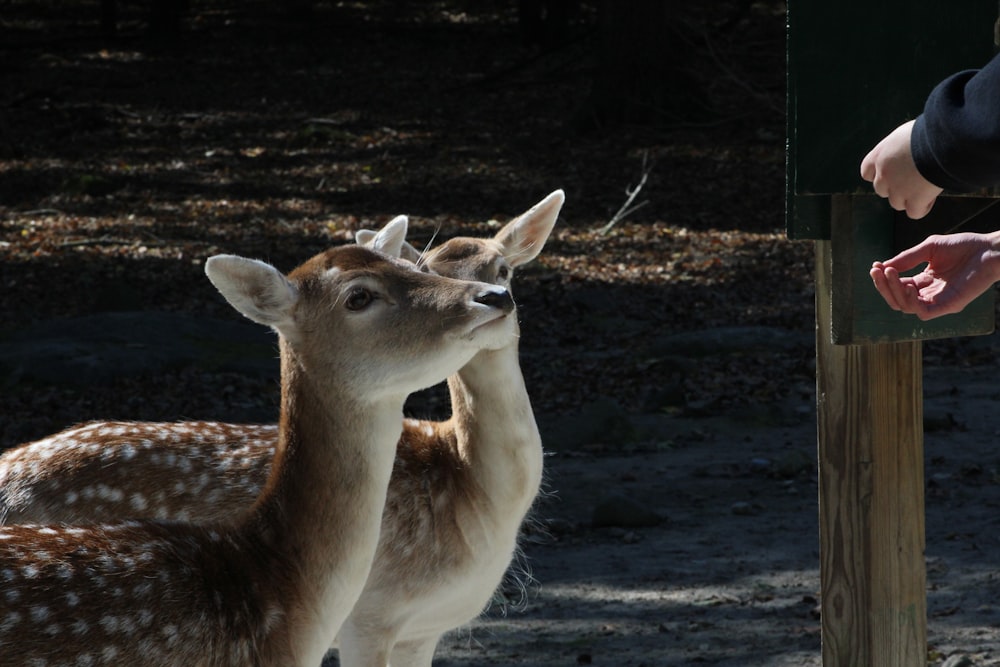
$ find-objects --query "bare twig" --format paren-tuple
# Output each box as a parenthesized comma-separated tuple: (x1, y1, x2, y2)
(689, 21, 783, 114)
(11, 209, 65, 217)
(596, 152, 654, 236)
(57, 237, 136, 249)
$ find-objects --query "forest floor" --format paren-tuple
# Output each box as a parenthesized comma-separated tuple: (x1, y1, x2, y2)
(3, 2, 1000, 665)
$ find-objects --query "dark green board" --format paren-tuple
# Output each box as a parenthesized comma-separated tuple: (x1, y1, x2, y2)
(787, 1, 999, 240)
(828, 195, 995, 344)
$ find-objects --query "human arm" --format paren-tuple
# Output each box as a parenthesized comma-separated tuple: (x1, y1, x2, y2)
(869, 231, 1000, 320)
(912, 51, 1000, 193)
(860, 51, 1000, 219)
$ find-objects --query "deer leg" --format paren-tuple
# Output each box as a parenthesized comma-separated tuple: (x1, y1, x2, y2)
(388, 637, 439, 667)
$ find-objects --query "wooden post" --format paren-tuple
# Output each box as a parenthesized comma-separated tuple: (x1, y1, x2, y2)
(816, 233, 927, 665)
(787, 4, 999, 664)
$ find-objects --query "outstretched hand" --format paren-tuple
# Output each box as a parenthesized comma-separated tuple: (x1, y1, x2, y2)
(870, 232, 1000, 320)
(860, 120, 944, 219)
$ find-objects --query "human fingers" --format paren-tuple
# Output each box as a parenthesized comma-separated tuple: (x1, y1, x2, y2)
(870, 266, 903, 311)
(860, 150, 877, 183)
(873, 267, 936, 319)
(879, 241, 933, 273)
(918, 196, 935, 219)
(903, 192, 939, 220)
(881, 266, 922, 313)
(872, 174, 890, 199)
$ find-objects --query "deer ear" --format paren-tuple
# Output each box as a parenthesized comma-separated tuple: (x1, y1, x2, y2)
(367, 215, 408, 258)
(355, 225, 422, 264)
(397, 240, 422, 264)
(205, 255, 298, 329)
(495, 189, 564, 268)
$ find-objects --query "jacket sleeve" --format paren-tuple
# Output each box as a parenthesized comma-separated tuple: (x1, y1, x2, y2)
(911, 51, 1000, 192)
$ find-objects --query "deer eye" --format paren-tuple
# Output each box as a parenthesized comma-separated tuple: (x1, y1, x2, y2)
(344, 287, 375, 311)
(496, 265, 511, 283)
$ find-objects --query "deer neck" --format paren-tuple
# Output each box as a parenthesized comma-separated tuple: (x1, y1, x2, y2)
(446, 340, 543, 518)
(245, 340, 403, 662)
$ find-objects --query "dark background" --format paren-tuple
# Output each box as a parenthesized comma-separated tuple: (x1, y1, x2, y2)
(1, 0, 808, 448)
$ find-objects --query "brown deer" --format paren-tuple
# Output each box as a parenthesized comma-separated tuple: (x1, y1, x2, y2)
(0, 218, 517, 666)
(0, 190, 562, 666)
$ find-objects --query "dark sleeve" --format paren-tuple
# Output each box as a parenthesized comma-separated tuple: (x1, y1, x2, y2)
(911, 51, 1000, 192)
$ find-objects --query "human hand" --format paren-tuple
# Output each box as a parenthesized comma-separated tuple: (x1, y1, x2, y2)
(869, 232, 1000, 320)
(860, 120, 944, 219)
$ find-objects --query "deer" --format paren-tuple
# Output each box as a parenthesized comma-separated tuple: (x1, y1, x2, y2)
(0, 217, 518, 667)
(0, 189, 563, 666)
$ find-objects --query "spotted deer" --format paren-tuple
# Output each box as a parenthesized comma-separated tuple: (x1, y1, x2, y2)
(0, 189, 562, 666)
(0, 218, 517, 666)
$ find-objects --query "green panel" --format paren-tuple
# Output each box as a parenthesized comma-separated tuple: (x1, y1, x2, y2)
(787, 194, 830, 241)
(893, 196, 1000, 248)
(787, 1, 999, 239)
(828, 195, 995, 344)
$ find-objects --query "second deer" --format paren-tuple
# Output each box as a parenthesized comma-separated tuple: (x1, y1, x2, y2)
(0, 190, 563, 666)
(0, 221, 516, 666)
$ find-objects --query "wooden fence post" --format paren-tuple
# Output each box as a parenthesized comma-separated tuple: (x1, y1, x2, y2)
(816, 235, 926, 666)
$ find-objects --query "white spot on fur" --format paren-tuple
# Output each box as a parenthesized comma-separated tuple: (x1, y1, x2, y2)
(130, 493, 147, 511)
(100, 615, 121, 633)
(0, 611, 22, 633)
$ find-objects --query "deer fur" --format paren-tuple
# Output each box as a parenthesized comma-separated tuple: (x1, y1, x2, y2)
(0, 219, 517, 667)
(0, 190, 563, 666)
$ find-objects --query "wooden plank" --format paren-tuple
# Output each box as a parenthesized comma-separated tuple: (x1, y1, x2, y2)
(816, 240, 927, 667)
(829, 194, 995, 344)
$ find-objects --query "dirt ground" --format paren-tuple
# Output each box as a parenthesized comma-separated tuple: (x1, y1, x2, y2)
(411, 353, 1000, 667)
(5, 3, 1000, 666)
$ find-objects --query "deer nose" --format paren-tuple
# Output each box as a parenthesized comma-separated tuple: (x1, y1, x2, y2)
(475, 287, 514, 315)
